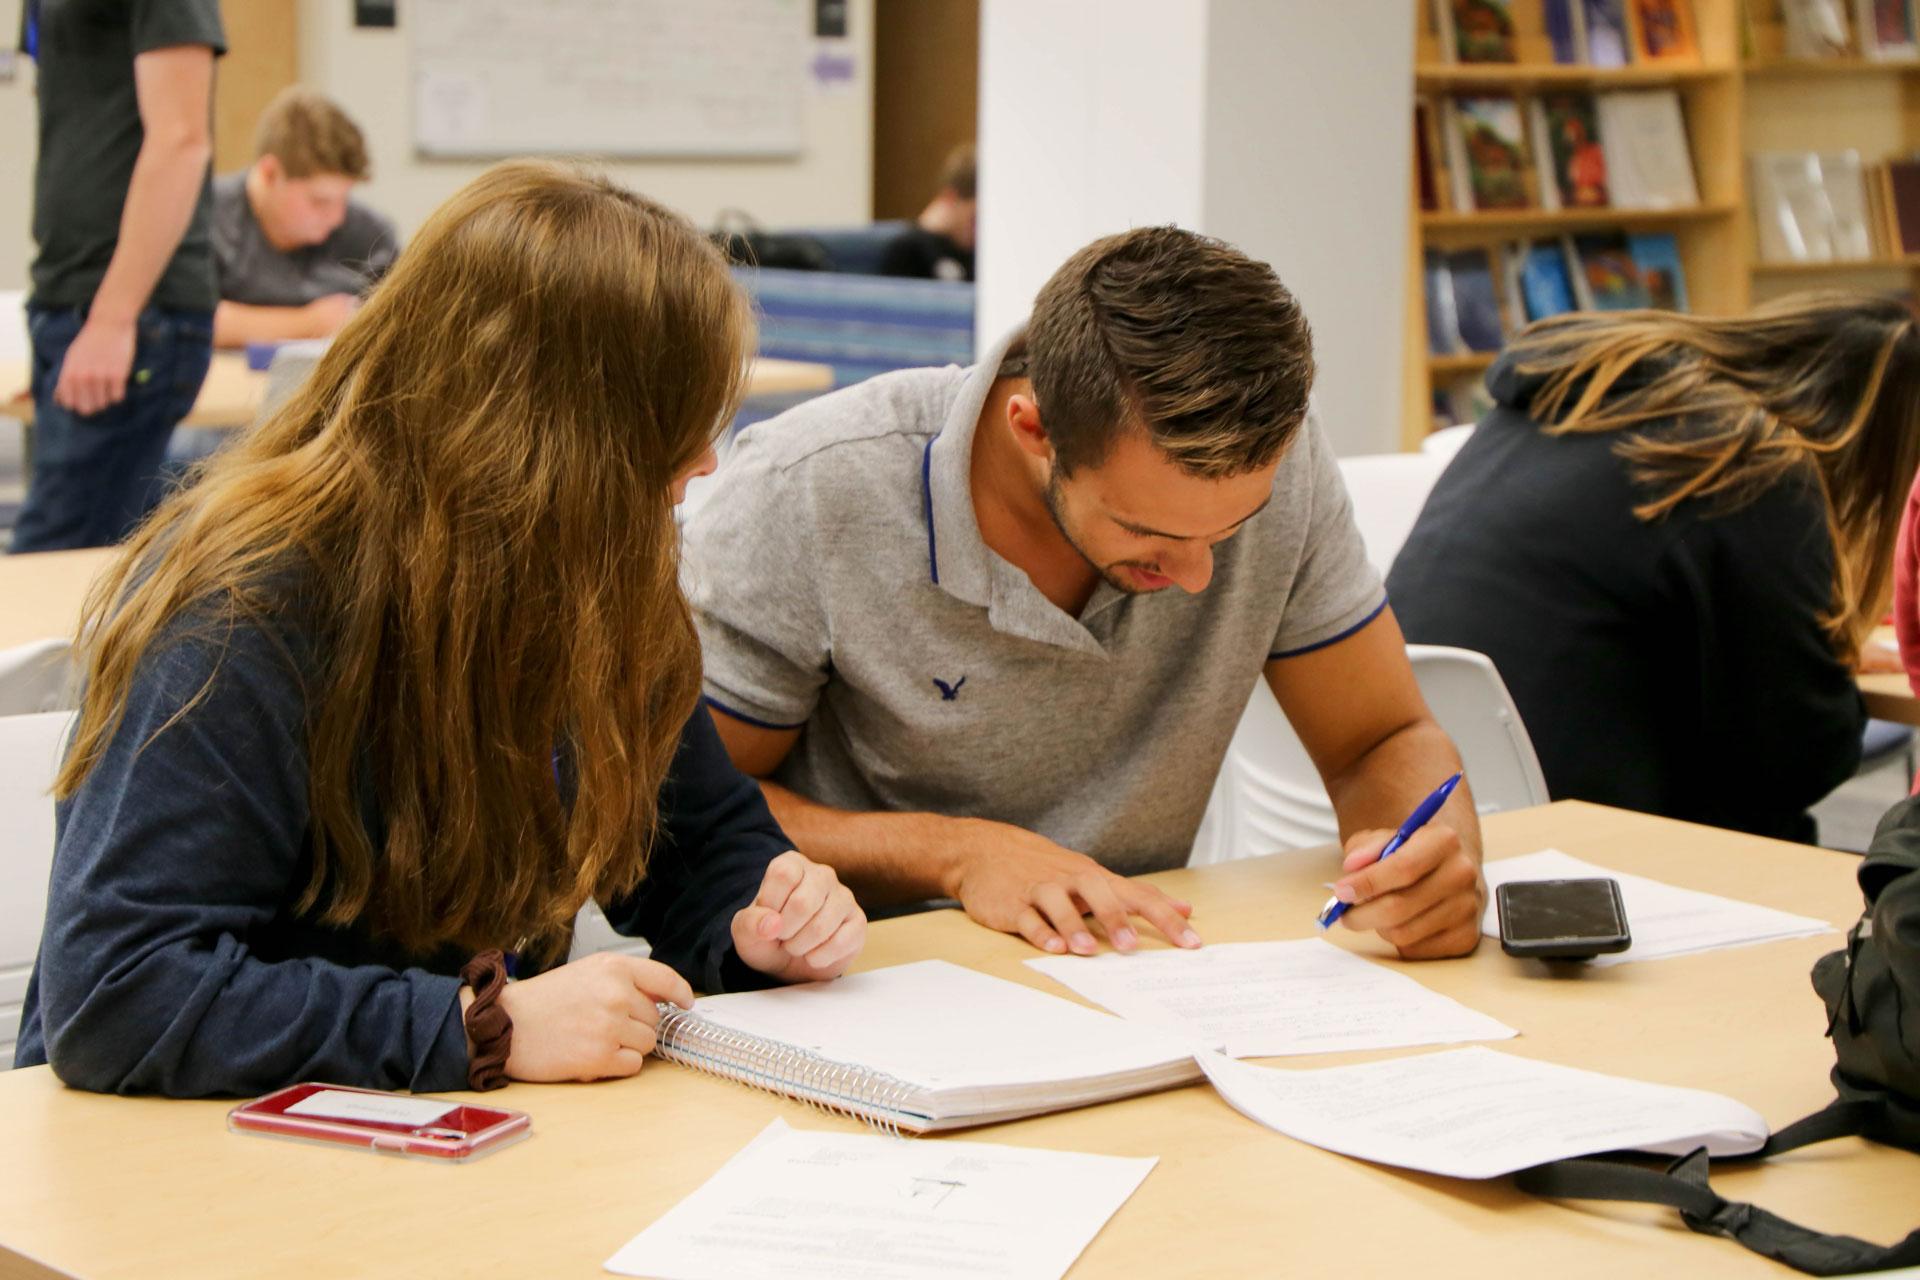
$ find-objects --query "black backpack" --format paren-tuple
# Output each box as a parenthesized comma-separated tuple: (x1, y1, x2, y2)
(1514, 793, 1920, 1274)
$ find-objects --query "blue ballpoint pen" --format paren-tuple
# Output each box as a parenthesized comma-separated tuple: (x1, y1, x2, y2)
(1315, 771, 1464, 929)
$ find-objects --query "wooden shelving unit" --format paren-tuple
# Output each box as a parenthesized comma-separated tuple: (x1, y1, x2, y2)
(1404, 0, 1920, 447)
(1404, 0, 1746, 448)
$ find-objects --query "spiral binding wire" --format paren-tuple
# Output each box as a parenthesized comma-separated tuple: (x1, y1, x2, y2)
(655, 1004, 926, 1137)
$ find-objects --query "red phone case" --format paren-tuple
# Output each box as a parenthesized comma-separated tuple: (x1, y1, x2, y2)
(227, 1082, 531, 1162)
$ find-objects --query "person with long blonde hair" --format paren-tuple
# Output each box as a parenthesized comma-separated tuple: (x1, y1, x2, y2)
(15, 161, 866, 1097)
(1390, 293, 1920, 843)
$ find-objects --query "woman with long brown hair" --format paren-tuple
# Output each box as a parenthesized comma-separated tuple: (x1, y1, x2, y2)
(1389, 293, 1920, 842)
(15, 161, 866, 1096)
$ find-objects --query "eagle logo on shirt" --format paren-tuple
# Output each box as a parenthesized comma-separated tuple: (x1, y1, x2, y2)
(932, 676, 967, 701)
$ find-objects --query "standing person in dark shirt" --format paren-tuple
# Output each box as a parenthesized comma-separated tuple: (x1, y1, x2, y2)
(1389, 294, 1920, 843)
(12, 0, 225, 552)
(879, 143, 976, 282)
(16, 161, 867, 1098)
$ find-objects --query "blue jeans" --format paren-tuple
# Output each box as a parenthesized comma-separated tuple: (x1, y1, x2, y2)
(11, 304, 214, 553)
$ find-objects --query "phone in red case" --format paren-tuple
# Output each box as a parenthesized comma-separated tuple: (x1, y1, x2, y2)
(228, 1082, 530, 1162)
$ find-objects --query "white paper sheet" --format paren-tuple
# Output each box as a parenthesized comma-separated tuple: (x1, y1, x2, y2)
(1026, 939, 1517, 1058)
(603, 1119, 1157, 1280)
(1480, 849, 1833, 965)
(1199, 1046, 1768, 1179)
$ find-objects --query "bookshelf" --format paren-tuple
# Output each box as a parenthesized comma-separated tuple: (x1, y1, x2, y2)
(1406, 1, 1920, 446)
(1404, 0, 1747, 447)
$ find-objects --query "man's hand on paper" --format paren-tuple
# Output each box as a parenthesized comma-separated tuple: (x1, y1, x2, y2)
(731, 850, 868, 983)
(943, 823, 1202, 956)
(1332, 822, 1485, 959)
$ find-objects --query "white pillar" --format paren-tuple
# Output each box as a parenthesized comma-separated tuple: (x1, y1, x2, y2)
(977, 0, 1412, 456)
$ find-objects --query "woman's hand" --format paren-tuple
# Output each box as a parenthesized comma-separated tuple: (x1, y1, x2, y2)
(731, 850, 867, 983)
(486, 952, 695, 1082)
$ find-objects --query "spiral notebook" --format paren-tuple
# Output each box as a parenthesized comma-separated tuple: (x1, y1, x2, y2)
(654, 960, 1202, 1134)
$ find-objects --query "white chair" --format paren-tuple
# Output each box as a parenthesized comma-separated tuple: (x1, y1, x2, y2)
(567, 900, 652, 963)
(0, 710, 77, 1069)
(0, 639, 76, 717)
(1421, 423, 1475, 460)
(1188, 645, 1548, 866)
(1335, 450, 1450, 575)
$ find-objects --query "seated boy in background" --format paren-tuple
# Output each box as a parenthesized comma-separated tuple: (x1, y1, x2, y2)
(211, 88, 398, 348)
(879, 144, 975, 283)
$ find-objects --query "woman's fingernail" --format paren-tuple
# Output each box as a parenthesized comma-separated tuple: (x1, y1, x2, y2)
(1335, 884, 1356, 904)
(1114, 927, 1138, 949)
(1180, 929, 1202, 948)
(1072, 932, 1096, 953)
(1044, 937, 1065, 953)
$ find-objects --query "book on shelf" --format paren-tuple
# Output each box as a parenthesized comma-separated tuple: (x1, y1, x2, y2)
(1753, 151, 1893, 262)
(1449, 248, 1508, 350)
(1416, 102, 1441, 212)
(1544, 0, 1585, 62)
(1450, 95, 1533, 210)
(1440, 0, 1520, 63)
(1570, 231, 1654, 309)
(1425, 249, 1464, 355)
(1886, 158, 1920, 254)
(1783, 0, 1856, 57)
(1597, 89, 1700, 209)
(1583, 0, 1634, 66)
(1531, 92, 1611, 210)
(1628, 0, 1700, 62)
(1628, 232, 1690, 308)
(1520, 238, 1582, 319)
(1856, 0, 1920, 59)
(1424, 248, 1508, 354)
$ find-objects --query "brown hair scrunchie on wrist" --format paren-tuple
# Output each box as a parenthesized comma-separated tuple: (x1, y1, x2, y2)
(460, 949, 512, 1091)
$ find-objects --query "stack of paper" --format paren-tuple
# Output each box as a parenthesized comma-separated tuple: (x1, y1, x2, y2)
(1200, 1047, 1768, 1179)
(1480, 849, 1833, 965)
(1027, 939, 1517, 1058)
(604, 1119, 1156, 1280)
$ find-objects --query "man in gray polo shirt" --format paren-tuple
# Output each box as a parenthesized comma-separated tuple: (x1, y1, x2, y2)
(688, 227, 1484, 961)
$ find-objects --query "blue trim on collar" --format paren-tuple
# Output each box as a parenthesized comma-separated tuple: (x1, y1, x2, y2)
(1267, 597, 1389, 661)
(701, 694, 807, 733)
(921, 435, 940, 584)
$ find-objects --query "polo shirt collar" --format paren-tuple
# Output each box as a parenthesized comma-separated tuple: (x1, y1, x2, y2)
(923, 326, 1110, 656)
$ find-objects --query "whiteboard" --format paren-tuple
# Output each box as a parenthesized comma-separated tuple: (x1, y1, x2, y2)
(411, 0, 807, 159)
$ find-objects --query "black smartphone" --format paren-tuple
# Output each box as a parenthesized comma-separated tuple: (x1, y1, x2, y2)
(1496, 878, 1630, 960)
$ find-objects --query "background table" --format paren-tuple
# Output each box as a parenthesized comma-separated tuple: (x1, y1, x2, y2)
(0, 801, 1908, 1279)
(1861, 626, 1920, 727)
(0, 549, 116, 652)
(0, 354, 833, 433)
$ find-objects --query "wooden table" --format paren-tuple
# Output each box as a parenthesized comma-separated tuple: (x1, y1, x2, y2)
(0, 354, 834, 432)
(0, 548, 116, 652)
(1861, 626, 1920, 727)
(0, 801, 1907, 1279)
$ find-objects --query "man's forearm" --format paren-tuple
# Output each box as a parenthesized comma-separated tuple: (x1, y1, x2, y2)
(1323, 718, 1482, 860)
(213, 301, 320, 348)
(90, 133, 212, 322)
(756, 780, 975, 905)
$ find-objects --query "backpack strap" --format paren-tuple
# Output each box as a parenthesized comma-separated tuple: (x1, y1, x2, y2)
(1513, 1100, 1920, 1276)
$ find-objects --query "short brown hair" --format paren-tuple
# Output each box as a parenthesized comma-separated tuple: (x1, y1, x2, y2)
(939, 143, 976, 200)
(254, 88, 371, 181)
(1025, 226, 1315, 477)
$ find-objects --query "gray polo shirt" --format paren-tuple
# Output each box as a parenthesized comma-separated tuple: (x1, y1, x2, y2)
(685, 329, 1385, 875)
(210, 171, 399, 308)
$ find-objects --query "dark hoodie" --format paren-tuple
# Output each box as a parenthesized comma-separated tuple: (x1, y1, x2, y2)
(1387, 352, 1864, 844)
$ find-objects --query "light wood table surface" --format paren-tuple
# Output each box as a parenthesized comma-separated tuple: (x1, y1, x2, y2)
(0, 354, 833, 432)
(0, 801, 1907, 1279)
(0, 549, 116, 652)
(1860, 625, 1920, 727)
